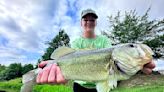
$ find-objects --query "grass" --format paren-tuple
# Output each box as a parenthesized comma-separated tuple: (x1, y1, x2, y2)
(111, 85, 164, 92)
(33, 84, 72, 92)
(0, 74, 164, 92)
(0, 78, 73, 92)
(0, 78, 22, 92)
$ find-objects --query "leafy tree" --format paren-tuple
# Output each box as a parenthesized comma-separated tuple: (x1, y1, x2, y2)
(0, 63, 34, 80)
(0, 64, 6, 72)
(0, 70, 6, 81)
(22, 64, 34, 75)
(41, 29, 70, 61)
(103, 8, 164, 58)
(0, 64, 7, 80)
(0, 63, 22, 80)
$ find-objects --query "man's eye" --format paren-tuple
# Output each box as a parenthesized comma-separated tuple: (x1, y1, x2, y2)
(84, 20, 95, 22)
(89, 20, 95, 22)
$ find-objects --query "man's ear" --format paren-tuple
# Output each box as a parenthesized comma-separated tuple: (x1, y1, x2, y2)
(95, 20, 97, 26)
(80, 19, 82, 26)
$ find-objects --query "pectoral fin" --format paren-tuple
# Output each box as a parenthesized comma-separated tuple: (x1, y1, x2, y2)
(96, 81, 111, 92)
(96, 77, 117, 92)
(96, 64, 119, 92)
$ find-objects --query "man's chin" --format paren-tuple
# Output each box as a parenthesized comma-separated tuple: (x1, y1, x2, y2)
(86, 29, 94, 32)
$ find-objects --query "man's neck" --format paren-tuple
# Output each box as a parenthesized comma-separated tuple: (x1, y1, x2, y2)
(83, 31, 96, 38)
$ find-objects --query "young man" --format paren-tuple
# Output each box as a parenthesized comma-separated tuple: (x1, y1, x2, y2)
(71, 9, 112, 92)
(36, 9, 155, 92)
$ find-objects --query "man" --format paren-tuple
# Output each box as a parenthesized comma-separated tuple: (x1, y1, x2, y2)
(36, 9, 155, 92)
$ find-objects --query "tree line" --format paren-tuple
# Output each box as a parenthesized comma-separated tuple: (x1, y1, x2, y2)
(0, 63, 34, 81)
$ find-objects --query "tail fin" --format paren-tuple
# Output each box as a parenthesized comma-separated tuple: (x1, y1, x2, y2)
(20, 69, 40, 92)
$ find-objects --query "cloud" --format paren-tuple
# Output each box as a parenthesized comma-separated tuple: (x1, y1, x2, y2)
(0, 0, 60, 65)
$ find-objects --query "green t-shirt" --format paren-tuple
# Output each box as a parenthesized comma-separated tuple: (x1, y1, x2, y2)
(71, 35, 112, 49)
(71, 35, 112, 88)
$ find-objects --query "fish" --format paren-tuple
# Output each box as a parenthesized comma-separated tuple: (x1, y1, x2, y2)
(20, 43, 154, 92)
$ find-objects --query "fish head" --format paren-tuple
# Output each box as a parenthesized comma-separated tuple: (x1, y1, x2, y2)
(112, 43, 154, 75)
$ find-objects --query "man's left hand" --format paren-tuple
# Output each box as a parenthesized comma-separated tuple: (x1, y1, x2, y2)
(142, 61, 156, 74)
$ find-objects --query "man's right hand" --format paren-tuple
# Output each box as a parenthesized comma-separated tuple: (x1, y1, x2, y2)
(36, 61, 67, 84)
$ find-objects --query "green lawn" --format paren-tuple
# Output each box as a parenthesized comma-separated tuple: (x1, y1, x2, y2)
(111, 85, 164, 92)
(0, 74, 164, 92)
(0, 78, 21, 92)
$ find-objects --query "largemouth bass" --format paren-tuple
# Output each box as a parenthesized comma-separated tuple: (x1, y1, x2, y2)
(20, 43, 153, 92)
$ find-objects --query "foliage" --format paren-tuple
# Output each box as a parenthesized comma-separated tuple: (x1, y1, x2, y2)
(22, 64, 34, 75)
(0, 64, 6, 72)
(41, 29, 70, 61)
(3, 63, 22, 80)
(103, 8, 164, 58)
(0, 63, 34, 81)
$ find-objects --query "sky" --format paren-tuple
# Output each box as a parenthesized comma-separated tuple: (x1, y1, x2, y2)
(0, 0, 164, 69)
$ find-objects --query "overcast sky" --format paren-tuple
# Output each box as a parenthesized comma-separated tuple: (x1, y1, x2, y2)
(0, 0, 164, 68)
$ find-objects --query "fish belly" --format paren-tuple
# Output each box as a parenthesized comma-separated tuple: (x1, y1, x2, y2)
(58, 54, 110, 82)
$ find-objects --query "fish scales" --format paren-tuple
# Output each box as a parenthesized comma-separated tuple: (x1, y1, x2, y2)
(20, 43, 153, 92)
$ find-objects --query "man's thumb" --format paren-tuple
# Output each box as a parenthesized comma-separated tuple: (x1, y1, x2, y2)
(38, 61, 49, 68)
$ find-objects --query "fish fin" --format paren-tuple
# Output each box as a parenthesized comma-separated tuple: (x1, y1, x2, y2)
(96, 77, 117, 92)
(96, 81, 111, 92)
(108, 71, 118, 90)
(21, 69, 39, 92)
(50, 46, 75, 59)
(96, 75, 118, 92)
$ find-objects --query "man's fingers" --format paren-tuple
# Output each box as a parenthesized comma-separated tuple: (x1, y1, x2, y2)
(142, 67, 152, 75)
(36, 63, 66, 84)
(56, 66, 66, 83)
(144, 61, 155, 69)
(38, 61, 49, 68)
(36, 69, 43, 83)
(40, 65, 52, 83)
(48, 64, 57, 83)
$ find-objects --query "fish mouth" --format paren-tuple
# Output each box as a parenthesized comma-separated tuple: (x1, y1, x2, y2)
(137, 51, 153, 67)
(138, 44, 154, 64)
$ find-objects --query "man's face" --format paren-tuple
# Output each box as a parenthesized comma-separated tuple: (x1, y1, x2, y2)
(81, 14, 97, 32)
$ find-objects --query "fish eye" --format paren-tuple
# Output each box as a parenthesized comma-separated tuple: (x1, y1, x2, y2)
(129, 44, 134, 47)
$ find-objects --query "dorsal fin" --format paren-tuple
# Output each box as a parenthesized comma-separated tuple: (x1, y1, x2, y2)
(50, 46, 75, 59)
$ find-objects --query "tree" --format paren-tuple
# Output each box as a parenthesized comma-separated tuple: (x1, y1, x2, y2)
(0, 64, 6, 72)
(0, 63, 22, 80)
(41, 29, 70, 61)
(22, 64, 34, 75)
(103, 8, 164, 58)
(0, 70, 6, 81)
